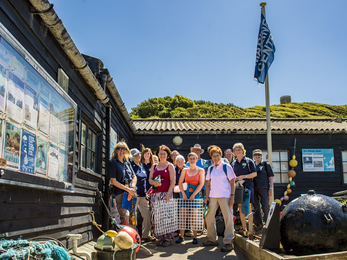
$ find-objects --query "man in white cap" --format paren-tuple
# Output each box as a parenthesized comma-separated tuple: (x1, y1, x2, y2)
(186, 144, 206, 168)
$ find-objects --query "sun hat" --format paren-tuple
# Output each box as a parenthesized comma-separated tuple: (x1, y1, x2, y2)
(190, 144, 204, 154)
(130, 148, 141, 157)
(253, 149, 263, 156)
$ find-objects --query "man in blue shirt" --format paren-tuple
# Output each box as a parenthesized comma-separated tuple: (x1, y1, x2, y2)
(252, 149, 274, 232)
(186, 144, 206, 168)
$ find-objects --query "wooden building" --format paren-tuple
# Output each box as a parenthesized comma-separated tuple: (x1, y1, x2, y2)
(0, 0, 135, 247)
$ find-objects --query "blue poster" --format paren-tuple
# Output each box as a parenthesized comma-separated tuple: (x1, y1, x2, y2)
(4, 122, 21, 166)
(20, 129, 36, 174)
(302, 149, 335, 172)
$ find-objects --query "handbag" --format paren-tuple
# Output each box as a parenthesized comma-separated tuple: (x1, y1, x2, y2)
(121, 192, 136, 211)
(235, 186, 245, 204)
(146, 187, 154, 200)
(242, 188, 251, 214)
(173, 182, 188, 193)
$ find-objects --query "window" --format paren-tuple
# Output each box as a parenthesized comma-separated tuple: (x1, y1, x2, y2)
(80, 122, 97, 172)
(342, 151, 347, 184)
(261, 150, 289, 184)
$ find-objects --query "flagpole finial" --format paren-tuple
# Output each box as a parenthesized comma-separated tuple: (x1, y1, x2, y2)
(260, 2, 267, 7)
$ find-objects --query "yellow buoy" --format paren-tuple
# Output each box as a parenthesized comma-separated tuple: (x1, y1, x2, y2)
(284, 191, 288, 196)
(289, 155, 298, 167)
(289, 177, 292, 182)
(274, 199, 282, 206)
(287, 184, 291, 189)
(105, 230, 118, 237)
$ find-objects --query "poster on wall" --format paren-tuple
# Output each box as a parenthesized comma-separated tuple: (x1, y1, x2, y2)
(4, 121, 21, 167)
(37, 96, 50, 134)
(0, 64, 7, 112)
(26, 70, 39, 91)
(110, 127, 117, 158)
(58, 146, 70, 182)
(49, 113, 60, 143)
(20, 129, 36, 174)
(11, 56, 25, 80)
(302, 149, 335, 172)
(39, 82, 50, 101)
(59, 101, 71, 147)
(35, 135, 48, 175)
(0, 39, 11, 68)
(24, 85, 39, 129)
(49, 93, 61, 143)
(0, 120, 3, 158)
(7, 72, 24, 123)
(48, 142, 59, 179)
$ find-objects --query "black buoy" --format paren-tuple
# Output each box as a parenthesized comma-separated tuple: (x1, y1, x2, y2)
(280, 190, 347, 255)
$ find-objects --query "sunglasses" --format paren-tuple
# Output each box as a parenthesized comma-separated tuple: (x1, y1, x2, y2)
(117, 147, 127, 151)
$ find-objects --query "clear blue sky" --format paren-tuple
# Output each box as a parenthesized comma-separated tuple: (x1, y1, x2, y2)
(53, 0, 347, 113)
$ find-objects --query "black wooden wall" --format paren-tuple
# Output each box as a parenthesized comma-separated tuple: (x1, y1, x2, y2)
(0, 0, 133, 247)
(133, 133, 347, 203)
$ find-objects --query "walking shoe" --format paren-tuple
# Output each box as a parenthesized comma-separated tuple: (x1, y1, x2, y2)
(192, 238, 198, 244)
(237, 229, 249, 237)
(221, 242, 234, 252)
(142, 236, 156, 243)
(203, 240, 219, 246)
(156, 239, 164, 246)
(175, 237, 184, 243)
(162, 240, 171, 247)
(254, 224, 263, 233)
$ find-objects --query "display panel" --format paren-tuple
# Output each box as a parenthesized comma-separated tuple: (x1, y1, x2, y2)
(302, 149, 335, 172)
(0, 23, 77, 191)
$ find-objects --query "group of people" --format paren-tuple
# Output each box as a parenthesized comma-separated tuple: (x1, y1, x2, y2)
(109, 141, 274, 252)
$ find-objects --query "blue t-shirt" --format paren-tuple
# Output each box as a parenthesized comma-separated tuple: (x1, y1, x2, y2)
(109, 158, 133, 196)
(254, 161, 274, 189)
(231, 157, 256, 187)
(131, 161, 148, 197)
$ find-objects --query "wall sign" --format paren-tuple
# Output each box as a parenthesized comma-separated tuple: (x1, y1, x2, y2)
(302, 149, 335, 172)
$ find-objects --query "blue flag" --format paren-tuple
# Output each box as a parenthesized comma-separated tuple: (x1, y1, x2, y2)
(254, 13, 275, 84)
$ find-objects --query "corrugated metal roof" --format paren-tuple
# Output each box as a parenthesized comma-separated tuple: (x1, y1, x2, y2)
(132, 118, 347, 134)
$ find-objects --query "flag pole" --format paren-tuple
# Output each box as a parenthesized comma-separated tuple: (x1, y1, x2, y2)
(260, 2, 274, 204)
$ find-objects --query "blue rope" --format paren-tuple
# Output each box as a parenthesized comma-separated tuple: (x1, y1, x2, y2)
(0, 239, 71, 260)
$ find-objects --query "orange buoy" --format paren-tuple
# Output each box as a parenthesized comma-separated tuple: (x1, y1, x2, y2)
(288, 169, 296, 178)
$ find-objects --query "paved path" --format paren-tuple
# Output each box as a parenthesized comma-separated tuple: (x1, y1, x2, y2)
(137, 235, 248, 260)
(75, 235, 249, 260)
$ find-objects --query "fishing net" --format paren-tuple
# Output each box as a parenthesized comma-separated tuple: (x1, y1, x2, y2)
(151, 198, 178, 236)
(177, 198, 204, 231)
(0, 238, 71, 260)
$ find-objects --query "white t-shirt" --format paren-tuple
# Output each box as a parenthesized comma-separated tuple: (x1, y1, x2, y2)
(206, 162, 236, 198)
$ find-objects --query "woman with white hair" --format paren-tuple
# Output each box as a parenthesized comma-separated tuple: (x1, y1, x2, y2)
(173, 155, 187, 199)
(109, 141, 137, 225)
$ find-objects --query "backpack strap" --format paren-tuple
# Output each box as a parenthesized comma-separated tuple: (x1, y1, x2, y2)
(208, 165, 214, 175)
(245, 157, 252, 173)
(223, 164, 228, 176)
